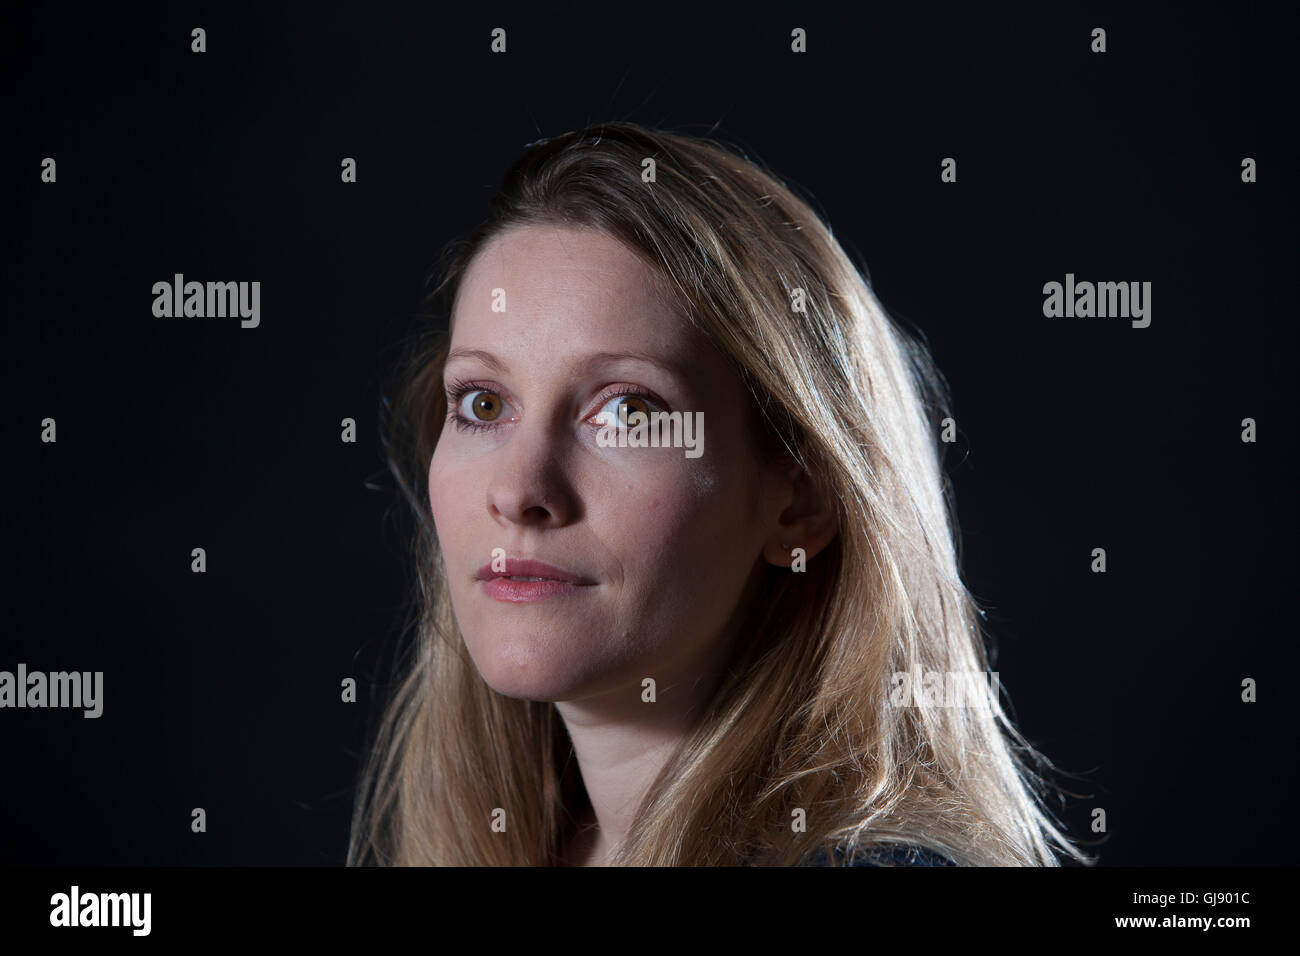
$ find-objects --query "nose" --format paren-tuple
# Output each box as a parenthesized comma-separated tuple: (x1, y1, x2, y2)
(485, 419, 578, 529)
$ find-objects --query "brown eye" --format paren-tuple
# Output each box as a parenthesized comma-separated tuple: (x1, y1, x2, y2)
(465, 390, 503, 421)
(616, 396, 651, 424)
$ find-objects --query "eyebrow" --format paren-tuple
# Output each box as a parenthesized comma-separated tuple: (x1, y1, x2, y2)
(445, 348, 509, 374)
(444, 347, 691, 381)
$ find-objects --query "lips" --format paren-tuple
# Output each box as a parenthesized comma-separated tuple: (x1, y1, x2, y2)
(474, 557, 596, 585)
(474, 557, 597, 603)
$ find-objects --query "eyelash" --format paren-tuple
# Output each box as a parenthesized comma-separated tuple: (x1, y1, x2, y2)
(443, 378, 666, 434)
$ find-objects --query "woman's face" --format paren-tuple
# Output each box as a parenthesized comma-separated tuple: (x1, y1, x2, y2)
(428, 223, 784, 705)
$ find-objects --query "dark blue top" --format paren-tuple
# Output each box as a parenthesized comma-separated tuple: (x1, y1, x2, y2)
(801, 844, 957, 867)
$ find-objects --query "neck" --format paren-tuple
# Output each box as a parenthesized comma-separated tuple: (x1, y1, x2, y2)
(556, 691, 696, 865)
(553, 561, 768, 866)
(554, 625, 746, 865)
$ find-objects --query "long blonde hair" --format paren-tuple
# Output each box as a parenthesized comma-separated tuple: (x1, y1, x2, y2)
(348, 121, 1091, 866)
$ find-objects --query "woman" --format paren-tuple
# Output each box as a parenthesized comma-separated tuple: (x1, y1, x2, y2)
(348, 121, 1090, 866)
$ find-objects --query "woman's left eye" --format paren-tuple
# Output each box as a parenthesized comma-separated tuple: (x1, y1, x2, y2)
(590, 392, 663, 426)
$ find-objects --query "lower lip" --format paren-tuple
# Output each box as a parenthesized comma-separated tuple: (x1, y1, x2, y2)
(480, 577, 593, 603)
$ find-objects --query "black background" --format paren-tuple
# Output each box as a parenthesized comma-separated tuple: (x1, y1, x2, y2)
(3, 0, 1295, 866)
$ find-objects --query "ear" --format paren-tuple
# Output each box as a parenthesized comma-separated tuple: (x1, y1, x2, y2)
(760, 455, 839, 568)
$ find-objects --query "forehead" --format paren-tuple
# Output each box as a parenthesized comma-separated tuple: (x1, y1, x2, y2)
(451, 223, 685, 350)
(446, 221, 767, 451)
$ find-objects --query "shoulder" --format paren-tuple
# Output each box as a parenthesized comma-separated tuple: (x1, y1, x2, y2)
(799, 843, 958, 867)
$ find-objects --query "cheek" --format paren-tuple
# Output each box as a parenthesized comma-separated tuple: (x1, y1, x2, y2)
(595, 455, 747, 582)
(426, 444, 463, 536)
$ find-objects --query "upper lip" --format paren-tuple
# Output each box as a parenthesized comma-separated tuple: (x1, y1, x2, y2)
(475, 558, 596, 585)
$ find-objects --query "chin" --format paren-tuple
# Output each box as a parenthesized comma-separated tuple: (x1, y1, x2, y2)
(465, 634, 599, 702)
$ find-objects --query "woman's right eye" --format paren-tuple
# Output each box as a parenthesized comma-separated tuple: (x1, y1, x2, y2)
(458, 389, 507, 422)
(445, 384, 515, 432)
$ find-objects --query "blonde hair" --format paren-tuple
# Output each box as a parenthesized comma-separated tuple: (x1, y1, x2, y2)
(348, 121, 1091, 866)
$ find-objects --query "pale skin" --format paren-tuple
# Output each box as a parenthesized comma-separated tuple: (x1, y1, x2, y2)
(427, 223, 837, 865)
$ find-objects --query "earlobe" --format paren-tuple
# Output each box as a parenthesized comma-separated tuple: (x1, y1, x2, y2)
(769, 466, 839, 563)
(764, 538, 800, 568)
(767, 523, 838, 568)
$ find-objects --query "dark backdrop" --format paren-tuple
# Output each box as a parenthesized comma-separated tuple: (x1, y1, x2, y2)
(3, 0, 1295, 865)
